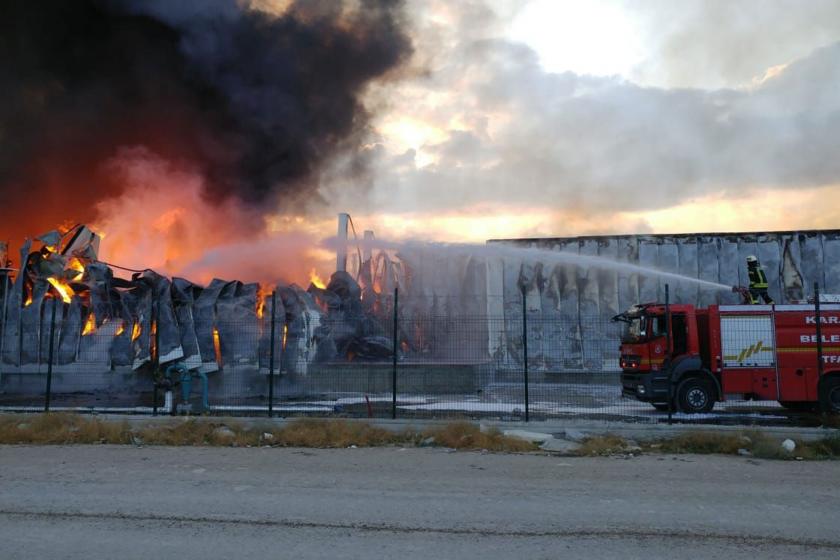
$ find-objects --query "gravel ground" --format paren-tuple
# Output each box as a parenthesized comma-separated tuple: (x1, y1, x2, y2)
(0, 445, 838, 559)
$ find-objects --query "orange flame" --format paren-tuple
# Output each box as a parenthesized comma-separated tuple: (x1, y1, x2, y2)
(67, 257, 86, 281)
(212, 327, 222, 365)
(282, 324, 288, 350)
(256, 284, 273, 319)
(116, 322, 125, 336)
(47, 277, 75, 304)
(82, 312, 96, 336)
(131, 322, 142, 341)
(309, 268, 327, 290)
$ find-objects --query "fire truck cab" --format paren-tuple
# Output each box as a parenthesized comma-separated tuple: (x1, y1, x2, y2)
(616, 302, 840, 414)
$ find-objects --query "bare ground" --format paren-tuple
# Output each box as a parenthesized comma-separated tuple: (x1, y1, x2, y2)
(0, 445, 838, 559)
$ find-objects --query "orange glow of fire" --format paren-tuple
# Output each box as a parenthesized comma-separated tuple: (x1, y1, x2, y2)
(309, 269, 327, 290)
(82, 313, 96, 336)
(131, 322, 142, 341)
(67, 258, 86, 281)
(282, 324, 288, 350)
(116, 322, 125, 336)
(213, 327, 222, 364)
(256, 284, 273, 319)
(47, 277, 75, 304)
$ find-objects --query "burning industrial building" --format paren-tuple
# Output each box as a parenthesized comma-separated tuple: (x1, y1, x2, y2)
(0, 0, 420, 413)
(2, 216, 839, 416)
(0, 0, 413, 279)
(0, 217, 411, 411)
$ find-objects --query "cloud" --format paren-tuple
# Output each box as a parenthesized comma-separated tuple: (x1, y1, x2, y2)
(624, 0, 840, 89)
(327, 3, 840, 230)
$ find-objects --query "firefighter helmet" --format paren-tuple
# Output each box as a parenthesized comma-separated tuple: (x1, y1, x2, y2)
(746, 255, 758, 264)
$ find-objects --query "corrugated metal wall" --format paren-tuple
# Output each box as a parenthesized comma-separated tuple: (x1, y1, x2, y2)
(484, 231, 837, 371)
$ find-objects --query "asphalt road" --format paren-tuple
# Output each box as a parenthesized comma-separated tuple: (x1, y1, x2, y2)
(0, 445, 838, 559)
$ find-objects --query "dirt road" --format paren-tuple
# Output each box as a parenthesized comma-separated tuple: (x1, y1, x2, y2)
(0, 445, 837, 559)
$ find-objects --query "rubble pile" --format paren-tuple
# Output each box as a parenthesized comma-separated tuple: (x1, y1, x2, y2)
(0, 227, 394, 383)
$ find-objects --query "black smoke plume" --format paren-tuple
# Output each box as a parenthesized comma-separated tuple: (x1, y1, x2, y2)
(0, 0, 412, 244)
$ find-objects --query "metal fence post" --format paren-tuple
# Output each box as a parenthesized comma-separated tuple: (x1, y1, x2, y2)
(665, 284, 673, 425)
(391, 286, 398, 420)
(44, 299, 58, 412)
(815, 282, 824, 385)
(0, 272, 9, 384)
(152, 295, 160, 416)
(521, 285, 529, 422)
(268, 291, 276, 418)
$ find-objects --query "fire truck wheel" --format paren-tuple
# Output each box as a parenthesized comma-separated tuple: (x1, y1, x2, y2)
(676, 378, 716, 414)
(820, 377, 840, 414)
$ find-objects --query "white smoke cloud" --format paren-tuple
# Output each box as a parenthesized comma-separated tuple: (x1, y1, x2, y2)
(624, 0, 840, 89)
(322, 0, 840, 232)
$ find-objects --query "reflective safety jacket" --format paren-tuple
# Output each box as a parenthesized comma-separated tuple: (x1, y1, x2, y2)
(748, 265, 769, 289)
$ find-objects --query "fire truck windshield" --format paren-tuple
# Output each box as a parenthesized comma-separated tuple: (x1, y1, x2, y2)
(621, 317, 647, 343)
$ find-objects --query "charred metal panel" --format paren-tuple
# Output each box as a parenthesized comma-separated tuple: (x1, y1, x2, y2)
(578, 239, 601, 370)
(822, 233, 840, 294)
(216, 281, 259, 367)
(20, 280, 47, 364)
(194, 279, 227, 374)
(171, 278, 202, 370)
(799, 233, 825, 297)
(696, 236, 719, 307)
(1, 240, 30, 366)
(57, 299, 82, 365)
(278, 285, 321, 376)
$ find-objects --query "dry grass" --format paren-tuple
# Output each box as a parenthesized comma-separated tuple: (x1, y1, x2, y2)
(425, 422, 537, 452)
(0, 413, 131, 445)
(652, 432, 747, 455)
(569, 431, 840, 460)
(134, 418, 403, 448)
(135, 420, 255, 447)
(271, 418, 402, 448)
(2, 414, 837, 459)
(0, 415, 534, 452)
(576, 435, 630, 456)
(649, 430, 840, 460)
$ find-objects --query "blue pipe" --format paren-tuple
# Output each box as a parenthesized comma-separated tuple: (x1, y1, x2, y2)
(165, 362, 208, 412)
(179, 370, 192, 404)
(196, 371, 209, 410)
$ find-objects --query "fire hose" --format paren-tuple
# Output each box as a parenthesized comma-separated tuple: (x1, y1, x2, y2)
(732, 285, 751, 303)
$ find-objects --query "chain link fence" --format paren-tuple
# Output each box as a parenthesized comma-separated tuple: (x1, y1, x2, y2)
(0, 283, 810, 425)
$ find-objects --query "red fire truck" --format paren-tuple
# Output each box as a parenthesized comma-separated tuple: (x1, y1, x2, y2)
(616, 301, 840, 414)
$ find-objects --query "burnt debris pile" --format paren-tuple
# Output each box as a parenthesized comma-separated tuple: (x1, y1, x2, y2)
(308, 271, 394, 363)
(0, 229, 395, 381)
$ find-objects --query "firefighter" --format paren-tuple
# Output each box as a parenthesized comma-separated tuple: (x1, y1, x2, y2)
(746, 255, 774, 304)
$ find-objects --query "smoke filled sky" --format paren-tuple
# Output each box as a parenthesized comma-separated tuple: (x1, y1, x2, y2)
(2, 0, 840, 281)
(326, 0, 840, 241)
